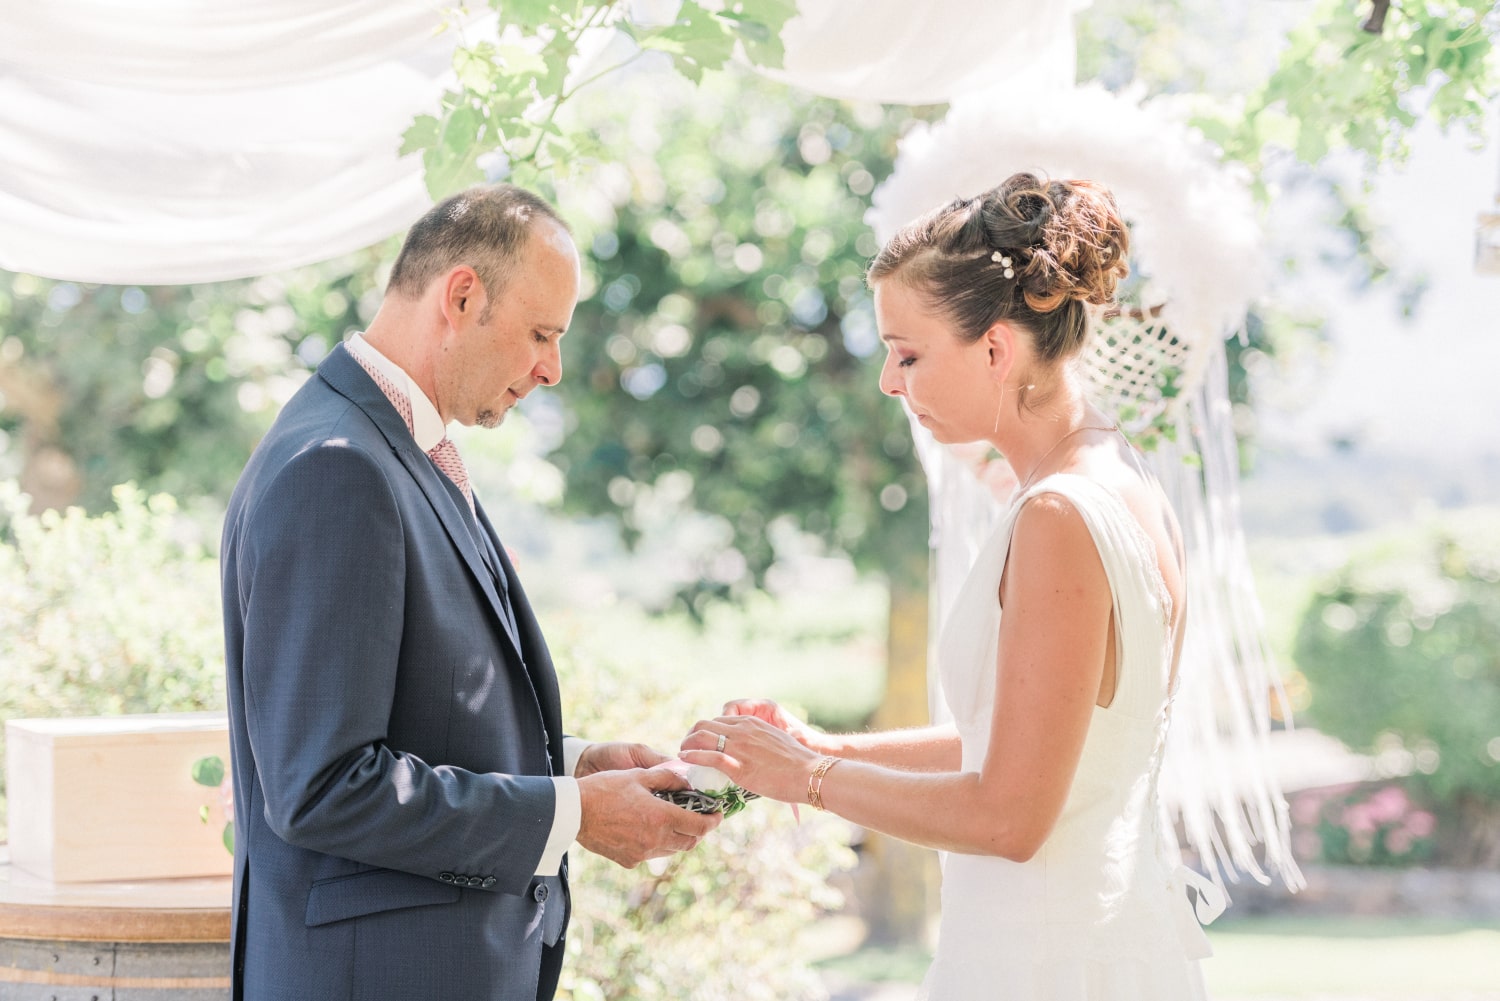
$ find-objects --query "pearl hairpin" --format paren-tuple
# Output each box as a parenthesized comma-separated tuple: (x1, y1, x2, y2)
(990, 250, 1014, 279)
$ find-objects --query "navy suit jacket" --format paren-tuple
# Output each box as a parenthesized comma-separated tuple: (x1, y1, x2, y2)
(221, 343, 570, 1001)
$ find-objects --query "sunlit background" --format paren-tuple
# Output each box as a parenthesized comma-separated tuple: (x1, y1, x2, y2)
(2, 1, 1498, 998)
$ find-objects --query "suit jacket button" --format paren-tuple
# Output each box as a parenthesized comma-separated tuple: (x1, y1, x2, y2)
(468, 876, 484, 887)
(440, 872, 455, 883)
(482, 876, 497, 889)
(533, 883, 549, 902)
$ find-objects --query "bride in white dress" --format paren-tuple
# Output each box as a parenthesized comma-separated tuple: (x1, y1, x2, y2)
(682, 172, 1211, 999)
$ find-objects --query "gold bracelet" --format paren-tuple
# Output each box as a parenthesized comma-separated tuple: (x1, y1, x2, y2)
(807, 755, 841, 811)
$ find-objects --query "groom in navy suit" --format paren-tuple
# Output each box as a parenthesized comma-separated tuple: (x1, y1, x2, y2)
(220, 184, 718, 1001)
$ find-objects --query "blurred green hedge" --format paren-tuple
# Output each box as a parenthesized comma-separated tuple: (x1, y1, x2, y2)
(1294, 509, 1500, 867)
(547, 614, 856, 1000)
(0, 481, 226, 837)
(0, 480, 855, 997)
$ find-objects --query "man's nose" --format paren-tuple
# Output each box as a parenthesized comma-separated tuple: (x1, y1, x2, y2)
(536, 343, 562, 386)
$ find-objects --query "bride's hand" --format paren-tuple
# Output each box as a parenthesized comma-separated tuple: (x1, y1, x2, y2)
(679, 715, 823, 805)
(720, 698, 833, 755)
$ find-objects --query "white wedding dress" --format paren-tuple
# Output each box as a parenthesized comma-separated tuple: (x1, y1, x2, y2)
(919, 473, 1213, 1000)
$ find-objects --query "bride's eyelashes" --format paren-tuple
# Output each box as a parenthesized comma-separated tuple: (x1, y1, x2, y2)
(897, 355, 916, 368)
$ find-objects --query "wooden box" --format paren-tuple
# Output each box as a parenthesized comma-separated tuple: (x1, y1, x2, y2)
(5, 712, 233, 883)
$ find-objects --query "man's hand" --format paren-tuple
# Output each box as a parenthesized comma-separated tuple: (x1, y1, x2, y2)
(575, 765, 721, 869)
(574, 741, 670, 778)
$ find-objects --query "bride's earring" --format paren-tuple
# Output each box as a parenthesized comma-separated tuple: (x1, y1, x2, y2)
(992, 383, 1006, 434)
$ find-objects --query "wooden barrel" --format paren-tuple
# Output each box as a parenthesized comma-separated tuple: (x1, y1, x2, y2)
(0, 847, 230, 1000)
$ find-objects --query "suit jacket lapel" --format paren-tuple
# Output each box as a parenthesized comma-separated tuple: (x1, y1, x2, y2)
(402, 451, 527, 656)
(318, 345, 524, 663)
(478, 504, 566, 774)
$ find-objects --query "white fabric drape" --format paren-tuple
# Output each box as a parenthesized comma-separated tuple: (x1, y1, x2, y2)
(0, 1, 452, 284)
(769, 0, 1089, 103)
(0, 0, 1085, 285)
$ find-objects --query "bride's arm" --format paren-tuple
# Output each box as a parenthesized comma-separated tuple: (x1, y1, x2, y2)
(686, 496, 1109, 860)
(822, 724, 961, 771)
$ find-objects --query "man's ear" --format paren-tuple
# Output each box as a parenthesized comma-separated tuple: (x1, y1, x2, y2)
(440, 266, 480, 327)
(983, 321, 1016, 383)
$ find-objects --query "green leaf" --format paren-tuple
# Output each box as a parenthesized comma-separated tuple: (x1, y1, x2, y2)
(500, 0, 562, 32)
(486, 91, 531, 122)
(645, 0, 737, 75)
(722, 0, 796, 67)
(1251, 108, 1299, 152)
(734, 0, 798, 24)
(666, 1, 732, 44)
(1187, 112, 1237, 153)
(422, 143, 487, 199)
(496, 43, 550, 78)
(537, 33, 575, 94)
(399, 114, 441, 157)
(455, 43, 500, 95)
(638, 33, 687, 56)
(222, 821, 235, 854)
(198, 804, 210, 824)
(443, 105, 485, 155)
(1294, 121, 1331, 164)
(670, 52, 706, 83)
(191, 754, 225, 787)
(1263, 60, 1315, 106)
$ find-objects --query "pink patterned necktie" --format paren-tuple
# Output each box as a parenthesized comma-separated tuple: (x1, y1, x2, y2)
(351, 351, 474, 516)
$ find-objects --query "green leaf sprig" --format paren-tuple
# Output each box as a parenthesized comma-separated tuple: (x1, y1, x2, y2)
(404, 0, 797, 196)
(655, 784, 760, 817)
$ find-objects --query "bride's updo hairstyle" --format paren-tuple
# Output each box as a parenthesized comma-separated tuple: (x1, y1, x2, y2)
(868, 172, 1129, 386)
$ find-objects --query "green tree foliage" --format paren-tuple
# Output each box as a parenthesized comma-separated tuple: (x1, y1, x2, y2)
(1294, 510, 1500, 866)
(404, 0, 796, 195)
(0, 478, 858, 981)
(1189, 0, 1496, 309)
(0, 481, 226, 835)
(1082, 0, 1497, 459)
(1193, 0, 1496, 186)
(0, 253, 387, 511)
(540, 69, 937, 610)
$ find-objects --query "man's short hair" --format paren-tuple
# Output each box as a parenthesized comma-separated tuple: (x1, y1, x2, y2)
(386, 184, 569, 304)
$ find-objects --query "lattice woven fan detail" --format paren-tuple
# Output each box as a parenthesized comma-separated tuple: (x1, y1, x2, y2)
(1085, 307, 1189, 433)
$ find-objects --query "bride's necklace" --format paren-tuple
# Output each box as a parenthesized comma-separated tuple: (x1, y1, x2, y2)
(1017, 424, 1119, 492)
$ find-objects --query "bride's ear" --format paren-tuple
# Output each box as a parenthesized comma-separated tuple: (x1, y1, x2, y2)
(983, 322, 1016, 382)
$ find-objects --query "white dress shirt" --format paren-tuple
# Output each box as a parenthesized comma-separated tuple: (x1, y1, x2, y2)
(348, 333, 585, 875)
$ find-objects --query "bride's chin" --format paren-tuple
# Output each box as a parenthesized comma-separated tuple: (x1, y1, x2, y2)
(928, 425, 982, 446)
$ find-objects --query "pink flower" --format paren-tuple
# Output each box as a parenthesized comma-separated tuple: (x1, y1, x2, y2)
(1342, 803, 1378, 836)
(1366, 786, 1409, 823)
(1292, 794, 1323, 826)
(1406, 811, 1436, 838)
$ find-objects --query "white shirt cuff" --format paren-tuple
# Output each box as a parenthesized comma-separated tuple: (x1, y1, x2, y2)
(534, 777, 580, 876)
(533, 738, 594, 876)
(563, 737, 593, 778)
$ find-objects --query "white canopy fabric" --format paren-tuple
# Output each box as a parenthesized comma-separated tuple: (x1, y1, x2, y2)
(0, 1, 451, 285)
(769, 0, 1088, 103)
(0, 0, 1083, 285)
